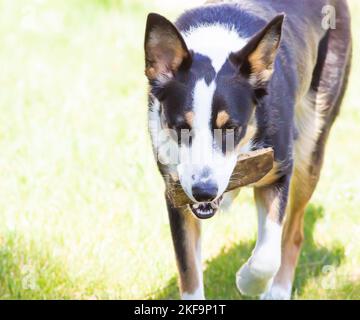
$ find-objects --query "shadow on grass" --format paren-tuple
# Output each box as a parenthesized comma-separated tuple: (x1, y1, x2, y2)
(152, 204, 345, 299)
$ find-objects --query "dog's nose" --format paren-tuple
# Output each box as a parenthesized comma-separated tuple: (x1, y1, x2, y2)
(192, 181, 218, 202)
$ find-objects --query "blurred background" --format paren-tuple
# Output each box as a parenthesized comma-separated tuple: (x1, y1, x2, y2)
(0, 0, 359, 299)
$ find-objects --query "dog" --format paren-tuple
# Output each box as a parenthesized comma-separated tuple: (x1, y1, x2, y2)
(144, 0, 351, 299)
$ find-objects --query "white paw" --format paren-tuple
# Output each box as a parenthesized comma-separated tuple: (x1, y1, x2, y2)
(260, 284, 291, 300)
(236, 252, 280, 297)
(236, 262, 274, 296)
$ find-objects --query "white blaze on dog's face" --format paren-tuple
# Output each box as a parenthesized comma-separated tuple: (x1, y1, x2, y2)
(176, 78, 238, 203)
(145, 13, 284, 218)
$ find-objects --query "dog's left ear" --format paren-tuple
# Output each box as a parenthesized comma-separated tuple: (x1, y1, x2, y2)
(144, 13, 192, 81)
(230, 14, 284, 91)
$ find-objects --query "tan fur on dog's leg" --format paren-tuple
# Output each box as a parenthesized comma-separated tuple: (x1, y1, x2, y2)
(261, 166, 320, 300)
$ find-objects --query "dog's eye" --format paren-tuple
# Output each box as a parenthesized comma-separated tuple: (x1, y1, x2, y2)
(174, 122, 191, 131)
(222, 126, 242, 140)
(176, 128, 193, 146)
(223, 123, 241, 131)
(170, 122, 192, 146)
(214, 125, 243, 153)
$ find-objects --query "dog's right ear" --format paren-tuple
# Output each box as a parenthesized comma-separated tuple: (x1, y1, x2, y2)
(144, 13, 192, 81)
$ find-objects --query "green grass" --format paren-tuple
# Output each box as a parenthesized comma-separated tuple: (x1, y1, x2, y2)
(0, 0, 359, 299)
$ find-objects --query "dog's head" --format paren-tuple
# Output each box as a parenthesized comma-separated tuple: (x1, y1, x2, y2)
(145, 13, 283, 218)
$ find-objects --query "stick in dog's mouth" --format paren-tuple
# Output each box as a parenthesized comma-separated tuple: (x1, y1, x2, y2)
(166, 148, 274, 219)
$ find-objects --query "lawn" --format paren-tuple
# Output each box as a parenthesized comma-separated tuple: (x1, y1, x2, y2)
(0, 0, 359, 299)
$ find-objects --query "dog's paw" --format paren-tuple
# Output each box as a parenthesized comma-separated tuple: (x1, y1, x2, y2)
(236, 253, 280, 297)
(236, 262, 273, 296)
(181, 287, 205, 300)
(260, 284, 291, 300)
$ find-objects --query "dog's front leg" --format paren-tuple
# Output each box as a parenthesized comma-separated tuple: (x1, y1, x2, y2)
(236, 178, 290, 297)
(167, 199, 204, 300)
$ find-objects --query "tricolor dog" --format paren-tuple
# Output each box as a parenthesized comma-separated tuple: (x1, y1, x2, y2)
(144, 0, 351, 299)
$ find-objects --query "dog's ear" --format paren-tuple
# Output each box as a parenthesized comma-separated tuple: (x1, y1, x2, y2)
(144, 13, 192, 81)
(230, 14, 284, 92)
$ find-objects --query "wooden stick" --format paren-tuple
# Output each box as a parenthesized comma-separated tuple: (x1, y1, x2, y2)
(166, 148, 274, 208)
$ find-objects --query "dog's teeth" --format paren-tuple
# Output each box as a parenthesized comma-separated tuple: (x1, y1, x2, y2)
(191, 202, 217, 218)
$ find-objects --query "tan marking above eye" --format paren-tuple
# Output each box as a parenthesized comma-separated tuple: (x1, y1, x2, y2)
(216, 110, 230, 128)
(185, 111, 194, 127)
